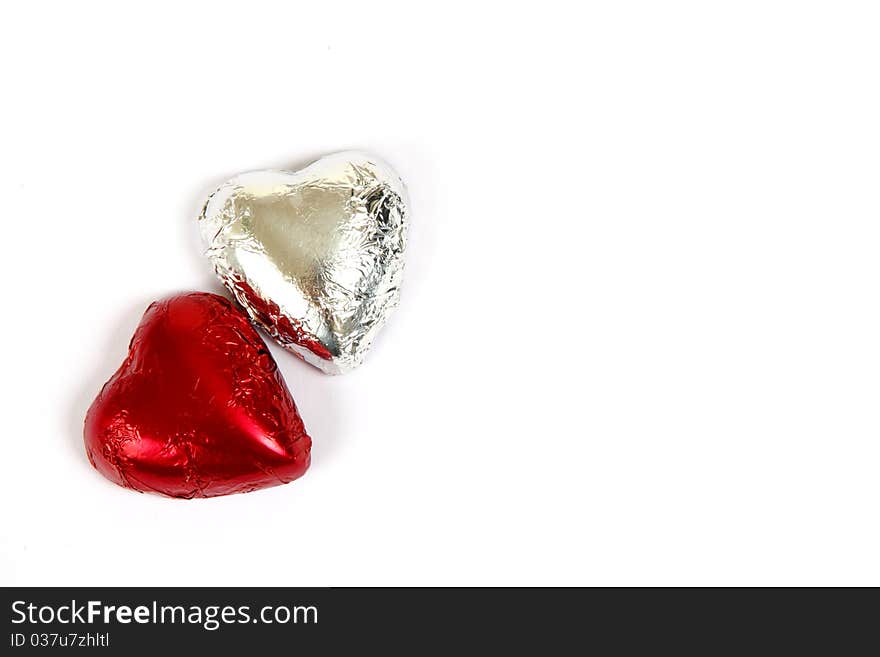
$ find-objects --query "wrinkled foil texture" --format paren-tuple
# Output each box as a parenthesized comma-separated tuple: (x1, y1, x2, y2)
(199, 151, 409, 374)
(84, 293, 311, 498)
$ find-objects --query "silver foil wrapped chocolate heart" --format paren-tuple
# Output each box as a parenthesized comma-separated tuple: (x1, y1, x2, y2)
(199, 151, 408, 374)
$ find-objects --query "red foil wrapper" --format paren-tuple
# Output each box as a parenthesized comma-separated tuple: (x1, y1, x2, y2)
(84, 292, 311, 498)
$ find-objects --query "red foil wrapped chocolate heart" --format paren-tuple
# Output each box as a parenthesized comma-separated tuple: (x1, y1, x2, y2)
(84, 292, 311, 498)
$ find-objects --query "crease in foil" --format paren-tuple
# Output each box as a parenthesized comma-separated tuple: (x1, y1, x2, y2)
(199, 151, 409, 374)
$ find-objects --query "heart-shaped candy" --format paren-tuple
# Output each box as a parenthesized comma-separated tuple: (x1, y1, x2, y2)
(84, 292, 311, 498)
(199, 151, 408, 374)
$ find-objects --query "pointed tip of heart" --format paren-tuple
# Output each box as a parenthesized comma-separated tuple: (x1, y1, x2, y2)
(84, 292, 312, 499)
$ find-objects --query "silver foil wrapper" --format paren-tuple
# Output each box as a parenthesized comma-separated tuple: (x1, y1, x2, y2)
(199, 151, 408, 374)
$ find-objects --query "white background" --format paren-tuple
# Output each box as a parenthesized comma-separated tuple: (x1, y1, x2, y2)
(1, 1, 879, 586)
